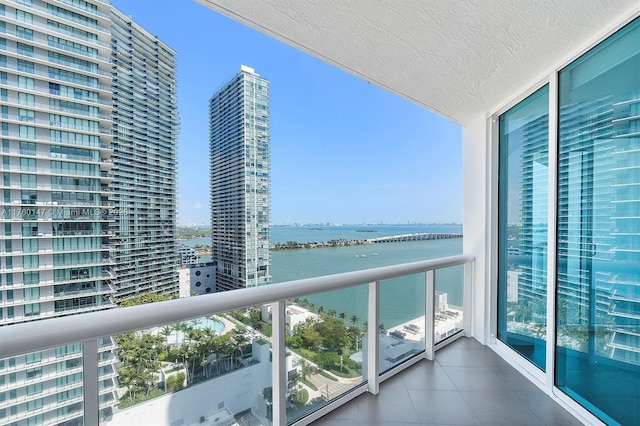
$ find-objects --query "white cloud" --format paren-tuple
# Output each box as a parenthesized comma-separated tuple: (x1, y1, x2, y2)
(192, 201, 203, 209)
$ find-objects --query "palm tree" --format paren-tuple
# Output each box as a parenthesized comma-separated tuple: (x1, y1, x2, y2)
(339, 312, 346, 321)
(327, 309, 337, 318)
(161, 325, 173, 342)
(298, 358, 312, 380)
(350, 314, 359, 326)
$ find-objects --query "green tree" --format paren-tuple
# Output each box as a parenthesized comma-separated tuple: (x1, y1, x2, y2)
(301, 327, 322, 349)
(120, 292, 174, 307)
(350, 315, 359, 326)
(315, 317, 349, 352)
(315, 352, 340, 370)
(299, 358, 312, 381)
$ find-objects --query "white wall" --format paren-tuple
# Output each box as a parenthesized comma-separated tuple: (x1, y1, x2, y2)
(178, 267, 191, 298)
(108, 342, 272, 426)
(462, 114, 490, 345)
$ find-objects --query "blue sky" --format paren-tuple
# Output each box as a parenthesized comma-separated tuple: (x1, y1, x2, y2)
(112, 0, 462, 226)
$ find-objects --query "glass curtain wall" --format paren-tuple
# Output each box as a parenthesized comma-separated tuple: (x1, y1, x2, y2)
(556, 16, 640, 425)
(498, 86, 549, 371)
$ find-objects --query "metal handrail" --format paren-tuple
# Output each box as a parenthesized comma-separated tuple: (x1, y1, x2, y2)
(0, 254, 472, 359)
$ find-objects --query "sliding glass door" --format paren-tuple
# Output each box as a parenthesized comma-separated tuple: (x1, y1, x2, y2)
(556, 16, 640, 426)
(498, 86, 549, 371)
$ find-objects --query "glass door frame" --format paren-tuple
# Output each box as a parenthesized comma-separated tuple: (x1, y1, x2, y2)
(488, 9, 640, 424)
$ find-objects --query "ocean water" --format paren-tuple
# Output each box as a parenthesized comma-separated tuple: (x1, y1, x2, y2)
(182, 225, 464, 328)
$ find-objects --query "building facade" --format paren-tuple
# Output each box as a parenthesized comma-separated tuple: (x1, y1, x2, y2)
(0, 1, 178, 424)
(109, 8, 179, 301)
(209, 65, 270, 292)
(0, 1, 117, 423)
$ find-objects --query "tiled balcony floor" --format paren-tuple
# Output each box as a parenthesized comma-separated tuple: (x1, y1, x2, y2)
(311, 337, 583, 425)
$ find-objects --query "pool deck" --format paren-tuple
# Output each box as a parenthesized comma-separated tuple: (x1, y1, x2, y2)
(214, 315, 236, 335)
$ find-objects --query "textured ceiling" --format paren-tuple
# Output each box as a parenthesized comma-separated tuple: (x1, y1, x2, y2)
(196, 0, 639, 124)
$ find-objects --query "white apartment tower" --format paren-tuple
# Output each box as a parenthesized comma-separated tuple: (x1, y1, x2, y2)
(209, 65, 270, 292)
(0, 1, 178, 424)
(0, 1, 117, 424)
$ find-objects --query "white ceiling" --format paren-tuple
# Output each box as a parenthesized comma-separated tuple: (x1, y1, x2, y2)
(196, 0, 639, 125)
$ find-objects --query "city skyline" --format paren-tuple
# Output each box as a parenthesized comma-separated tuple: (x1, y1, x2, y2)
(110, 0, 463, 226)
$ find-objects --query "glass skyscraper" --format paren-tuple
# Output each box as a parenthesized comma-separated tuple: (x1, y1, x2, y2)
(109, 8, 179, 301)
(209, 65, 270, 292)
(0, 1, 178, 424)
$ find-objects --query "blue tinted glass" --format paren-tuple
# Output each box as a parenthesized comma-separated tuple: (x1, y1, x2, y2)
(498, 85, 549, 371)
(557, 16, 640, 426)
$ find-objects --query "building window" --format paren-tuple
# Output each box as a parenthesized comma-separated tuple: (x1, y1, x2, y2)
(25, 352, 41, 364)
(16, 42, 34, 57)
(18, 108, 35, 122)
(20, 174, 37, 188)
(16, 26, 33, 41)
(17, 59, 34, 73)
(15, 10, 33, 24)
(24, 287, 39, 301)
(26, 397, 42, 411)
(25, 367, 41, 380)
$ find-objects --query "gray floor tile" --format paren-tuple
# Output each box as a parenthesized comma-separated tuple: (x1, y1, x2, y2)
(461, 391, 545, 425)
(487, 366, 542, 393)
(523, 391, 584, 426)
(408, 389, 481, 425)
(401, 365, 458, 391)
(311, 338, 584, 426)
(440, 366, 507, 392)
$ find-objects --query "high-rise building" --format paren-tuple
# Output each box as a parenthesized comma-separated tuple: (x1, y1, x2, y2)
(110, 8, 179, 301)
(209, 65, 270, 292)
(0, 1, 118, 423)
(0, 1, 178, 424)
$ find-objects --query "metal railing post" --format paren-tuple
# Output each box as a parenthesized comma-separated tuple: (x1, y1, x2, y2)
(82, 338, 99, 425)
(425, 270, 435, 361)
(367, 281, 380, 394)
(463, 260, 474, 337)
(271, 301, 286, 425)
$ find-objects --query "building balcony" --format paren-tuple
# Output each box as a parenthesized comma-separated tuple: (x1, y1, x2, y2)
(312, 337, 580, 426)
(0, 255, 582, 425)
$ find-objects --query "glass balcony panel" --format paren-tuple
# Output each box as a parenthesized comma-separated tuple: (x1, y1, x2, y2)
(285, 284, 367, 424)
(379, 273, 425, 374)
(435, 265, 464, 344)
(101, 313, 270, 426)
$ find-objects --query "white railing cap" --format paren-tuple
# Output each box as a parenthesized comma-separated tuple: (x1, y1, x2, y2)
(0, 254, 473, 358)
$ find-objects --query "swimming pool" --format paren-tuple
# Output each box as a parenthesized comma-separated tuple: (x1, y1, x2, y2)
(166, 317, 225, 345)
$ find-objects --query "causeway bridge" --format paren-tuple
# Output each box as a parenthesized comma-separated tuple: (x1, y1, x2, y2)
(368, 233, 462, 243)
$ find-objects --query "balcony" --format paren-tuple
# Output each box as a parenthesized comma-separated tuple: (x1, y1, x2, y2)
(313, 337, 581, 425)
(0, 255, 581, 425)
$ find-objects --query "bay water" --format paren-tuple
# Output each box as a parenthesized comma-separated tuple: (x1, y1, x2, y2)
(182, 225, 463, 329)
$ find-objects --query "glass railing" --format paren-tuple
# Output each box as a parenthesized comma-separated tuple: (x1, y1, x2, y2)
(379, 273, 426, 374)
(0, 254, 473, 426)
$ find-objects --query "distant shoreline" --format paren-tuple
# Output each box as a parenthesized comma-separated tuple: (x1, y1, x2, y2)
(271, 233, 462, 251)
